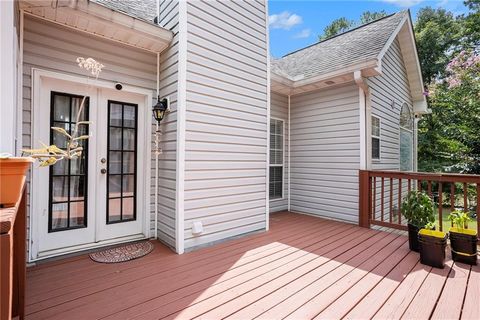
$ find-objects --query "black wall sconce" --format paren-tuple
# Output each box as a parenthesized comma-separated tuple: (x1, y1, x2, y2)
(152, 95, 169, 126)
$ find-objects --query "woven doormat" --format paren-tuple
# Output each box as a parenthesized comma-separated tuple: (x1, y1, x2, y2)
(89, 241, 154, 263)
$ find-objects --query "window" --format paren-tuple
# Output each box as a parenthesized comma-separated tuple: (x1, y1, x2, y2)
(400, 103, 414, 171)
(107, 101, 138, 224)
(49, 92, 89, 232)
(269, 119, 284, 199)
(371, 116, 381, 160)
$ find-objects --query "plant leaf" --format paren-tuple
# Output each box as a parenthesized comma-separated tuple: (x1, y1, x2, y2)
(73, 135, 90, 141)
(51, 127, 72, 138)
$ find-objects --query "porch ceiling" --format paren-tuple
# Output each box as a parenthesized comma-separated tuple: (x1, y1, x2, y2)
(19, 0, 173, 54)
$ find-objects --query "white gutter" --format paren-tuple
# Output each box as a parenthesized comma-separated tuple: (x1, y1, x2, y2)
(354, 71, 370, 170)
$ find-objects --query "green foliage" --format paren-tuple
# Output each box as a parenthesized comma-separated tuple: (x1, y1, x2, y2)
(319, 17, 354, 40)
(416, 3, 480, 174)
(401, 191, 436, 228)
(425, 221, 437, 230)
(319, 11, 387, 41)
(448, 210, 472, 229)
(360, 10, 388, 24)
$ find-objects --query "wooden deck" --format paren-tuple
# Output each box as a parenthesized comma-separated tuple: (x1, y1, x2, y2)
(26, 212, 479, 319)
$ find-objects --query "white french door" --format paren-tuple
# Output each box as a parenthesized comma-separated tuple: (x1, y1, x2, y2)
(31, 74, 150, 260)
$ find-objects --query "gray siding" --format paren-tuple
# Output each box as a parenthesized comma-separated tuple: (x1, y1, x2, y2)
(156, 0, 180, 249)
(290, 84, 360, 223)
(369, 38, 413, 171)
(270, 92, 289, 213)
(368, 37, 414, 220)
(183, 0, 269, 249)
(22, 16, 159, 255)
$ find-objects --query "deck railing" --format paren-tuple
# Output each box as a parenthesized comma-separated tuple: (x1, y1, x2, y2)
(0, 182, 27, 320)
(359, 170, 480, 239)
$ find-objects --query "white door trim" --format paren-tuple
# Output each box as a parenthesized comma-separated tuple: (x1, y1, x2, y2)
(29, 68, 153, 262)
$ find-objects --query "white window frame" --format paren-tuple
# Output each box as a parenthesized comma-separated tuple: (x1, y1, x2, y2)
(371, 115, 381, 161)
(269, 117, 285, 201)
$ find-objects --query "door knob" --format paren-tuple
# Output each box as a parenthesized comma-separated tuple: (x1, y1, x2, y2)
(100, 168, 107, 174)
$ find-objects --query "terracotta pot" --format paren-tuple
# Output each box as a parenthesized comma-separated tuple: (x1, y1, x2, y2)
(0, 157, 34, 207)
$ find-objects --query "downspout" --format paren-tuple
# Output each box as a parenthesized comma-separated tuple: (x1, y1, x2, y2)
(17, 9, 24, 156)
(354, 71, 370, 170)
(287, 94, 291, 211)
(154, 0, 160, 240)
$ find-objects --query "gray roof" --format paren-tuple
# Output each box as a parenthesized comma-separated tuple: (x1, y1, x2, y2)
(91, 0, 157, 23)
(272, 11, 408, 80)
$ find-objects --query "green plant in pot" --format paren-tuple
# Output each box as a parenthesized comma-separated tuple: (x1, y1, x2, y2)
(401, 191, 435, 252)
(418, 222, 448, 269)
(448, 210, 478, 265)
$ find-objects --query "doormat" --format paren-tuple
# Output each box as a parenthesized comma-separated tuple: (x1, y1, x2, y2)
(89, 241, 154, 263)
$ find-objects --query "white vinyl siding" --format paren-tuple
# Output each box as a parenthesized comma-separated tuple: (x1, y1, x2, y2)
(290, 84, 360, 223)
(156, 0, 180, 249)
(22, 16, 159, 257)
(269, 92, 289, 212)
(368, 37, 414, 221)
(368, 37, 414, 171)
(183, 0, 268, 249)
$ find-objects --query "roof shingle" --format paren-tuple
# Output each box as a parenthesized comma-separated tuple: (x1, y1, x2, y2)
(272, 11, 408, 80)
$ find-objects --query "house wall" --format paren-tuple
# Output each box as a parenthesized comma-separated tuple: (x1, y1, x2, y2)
(22, 16, 159, 257)
(368, 37, 414, 171)
(156, 0, 180, 249)
(183, 0, 269, 250)
(368, 37, 414, 220)
(270, 92, 289, 212)
(290, 83, 361, 223)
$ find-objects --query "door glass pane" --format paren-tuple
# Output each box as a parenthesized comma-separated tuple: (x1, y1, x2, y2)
(69, 202, 85, 228)
(109, 127, 122, 150)
(108, 198, 122, 222)
(71, 97, 88, 122)
(109, 103, 123, 126)
(107, 101, 137, 223)
(123, 129, 135, 151)
(49, 92, 89, 232)
(51, 203, 68, 230)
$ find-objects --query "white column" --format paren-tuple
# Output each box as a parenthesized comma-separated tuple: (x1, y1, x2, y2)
(0, 0, 17, 155)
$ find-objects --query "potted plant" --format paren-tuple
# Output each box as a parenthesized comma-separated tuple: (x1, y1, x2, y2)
(418, 222, 448, 268)
(0, 154, 34, 207)
(401, 191, 435, 252)
(448, 210, 477, 265)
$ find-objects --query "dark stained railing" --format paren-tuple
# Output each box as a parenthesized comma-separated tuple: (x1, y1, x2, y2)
(359, 170, 480, 239)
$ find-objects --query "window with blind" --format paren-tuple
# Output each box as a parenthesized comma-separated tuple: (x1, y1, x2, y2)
(270, 119, 284, 199)
(372, 115, 381, 160)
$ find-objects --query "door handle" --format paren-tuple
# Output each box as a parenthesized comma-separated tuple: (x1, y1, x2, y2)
(100, 168, 107, 174)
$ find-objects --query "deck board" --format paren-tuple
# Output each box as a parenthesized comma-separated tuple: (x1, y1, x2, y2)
(25, 211, 478, 320)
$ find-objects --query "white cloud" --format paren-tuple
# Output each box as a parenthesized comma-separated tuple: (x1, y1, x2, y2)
(293, 28, 312, 39)
(381, 0, 425, 7)
(269, 11, 303, 30)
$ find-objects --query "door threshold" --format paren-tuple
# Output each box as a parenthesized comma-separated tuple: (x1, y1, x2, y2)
(31, 234, 147, 263)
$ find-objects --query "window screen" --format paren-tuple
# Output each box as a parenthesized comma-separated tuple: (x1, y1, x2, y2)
(372, 116, 380, 160)
(270, 119, 284, 199)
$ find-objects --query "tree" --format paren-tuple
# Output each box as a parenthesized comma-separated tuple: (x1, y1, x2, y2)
(319, 17, 354, 40)
(462, 0, 480, 47)
(360, 10, 387, 24)
(414, 7, 461, 84)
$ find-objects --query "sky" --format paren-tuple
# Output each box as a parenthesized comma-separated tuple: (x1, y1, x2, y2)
(269, 0, 470, 57)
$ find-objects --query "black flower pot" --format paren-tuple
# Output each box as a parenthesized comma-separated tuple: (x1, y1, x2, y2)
(449, 228, 478, 265)
(408, 223, 420, 252)
(418, 229, 447, 269)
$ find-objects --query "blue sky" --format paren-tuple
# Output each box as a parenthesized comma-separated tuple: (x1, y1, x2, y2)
(269, 0, 469, 57)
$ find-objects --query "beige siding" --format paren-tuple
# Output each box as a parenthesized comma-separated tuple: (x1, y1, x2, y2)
(156, 0, 180, 249)
(290, 84, 361, 223)
(183, 0, 268, 249)
(22, 16, 159, 255)
(270, 92, 289, 212)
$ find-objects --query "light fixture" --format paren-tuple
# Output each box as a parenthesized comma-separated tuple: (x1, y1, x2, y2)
(152, 95, 168, 125)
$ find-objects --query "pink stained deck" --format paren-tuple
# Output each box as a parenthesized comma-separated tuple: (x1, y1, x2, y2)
(25, 211, 479, 320)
